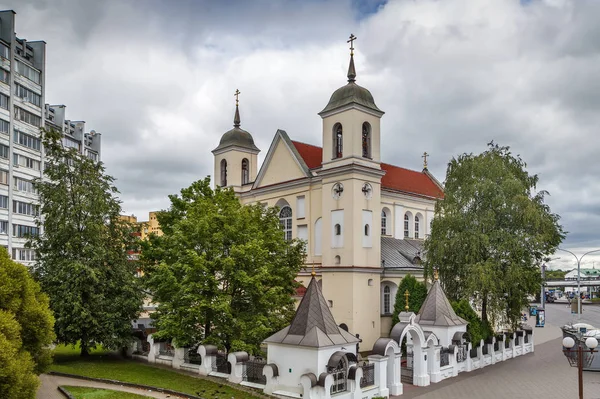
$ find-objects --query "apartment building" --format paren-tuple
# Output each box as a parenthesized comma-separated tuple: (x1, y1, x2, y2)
(0, 10, 101, 266)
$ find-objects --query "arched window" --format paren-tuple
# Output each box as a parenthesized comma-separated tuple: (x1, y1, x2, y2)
(329, 357, 348, 394)
(362, 122, 371, 158)
(279, 206, 292, 241)
(414, 215, 420, 239)
(333, 123, 343, 159)
(404, 214, 410, 238)
(364, 224, 370, 236)
(241, 158, 249, 185)
(220, 159, 227, 187)
(383, 285, 391, 314)
(334, 255, 341, 265)
(334, 224, 341, 236)
(381, 210, 387, 235)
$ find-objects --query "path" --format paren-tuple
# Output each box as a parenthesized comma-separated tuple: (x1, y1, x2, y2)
(37, 374, 188, 399)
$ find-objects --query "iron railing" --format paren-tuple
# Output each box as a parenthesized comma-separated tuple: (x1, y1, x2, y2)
(184, 348, 202, 365)
(330, 367, 347, 394)
(212, 352, 230, 374)
(457, 345, 468, 363)
(243, 358, 267, 384)
(440, 348, 450, 367)
(360, 363, 375, 388)
(470, 346, 478, 358)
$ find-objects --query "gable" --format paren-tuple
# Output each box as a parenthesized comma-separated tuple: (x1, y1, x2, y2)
(255, 134, 308, 188)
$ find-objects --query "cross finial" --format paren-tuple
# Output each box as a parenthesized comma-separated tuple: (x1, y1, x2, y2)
(347, 34, 357, 56)
(234, 89, 241, 106)
(404, 289, 410, 311)
(422, 152, 429, 170)
(311, 263, 316, 277)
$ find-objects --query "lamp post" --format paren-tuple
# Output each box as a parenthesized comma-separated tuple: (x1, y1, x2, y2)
(558, 248, 600, 319)
(562, 335, 598, 399)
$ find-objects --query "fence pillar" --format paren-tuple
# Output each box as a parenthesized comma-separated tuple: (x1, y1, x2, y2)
(263, 364, 279, 395)
(489, 338, 496, 365)
(450, 345, 458, 377)
(198, 345, 217, 376)
(147, 334, 157, 364)
(428, 346, 442, 383)
(466, 343, 473, 372)
(227, 352, 248, 384)
(477, 339, 484, 369)
(172, 347, 185, 369)
(367, 354, 391, 398)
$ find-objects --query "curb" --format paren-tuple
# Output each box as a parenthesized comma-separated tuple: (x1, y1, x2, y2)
(57, 386, 75, 399)
(49, 371, 204, 399)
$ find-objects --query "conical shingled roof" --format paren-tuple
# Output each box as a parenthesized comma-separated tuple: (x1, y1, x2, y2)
(264, 276, 359, 348)
(415, 280, 467, 326)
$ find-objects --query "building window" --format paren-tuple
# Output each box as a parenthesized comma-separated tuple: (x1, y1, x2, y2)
(381, 210, 387, 235)
(220, 159, 227, 187)
(329, 358, 348, 394)
(15, 60, 41, 84)
(14, 106, 41, 127)
(0, 119, 8, 134)
(14, 177, 36, 193)
(85, 149, 98, 161)
(334, 255, 341, 265)
(383, 285, 391, 314)
(333, 123, 343, 159)
(0, 220, 7, 234)
(334, 223, 341, 236)
(0, 195, 7, 209)
(414, 215, 420, 239)
(241, 158, 249, 185)
(0, 144, 8, 159)
(13, 200, 39, 216)
(404, 214, 409, 238)
(279, 206, 293, 241)
(0, 170, 8, 185)
(14, 129, 41, 151)
(13, 154, 41, 171)
(14, 84, 42, 107)
(0, 42, 9, 59)
(364, 224, 370, 236)
(12, 224, 40, 238)
(0, 69, 8, 84)
(0, 93, 8, 110)
(12, 248, 36, 261)
(362, 122, 371, 158)
(62, 135, 80, 151)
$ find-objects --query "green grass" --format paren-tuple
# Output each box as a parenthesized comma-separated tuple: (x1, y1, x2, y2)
(61, 386, 152, 399)
(51, 344, 262, 399)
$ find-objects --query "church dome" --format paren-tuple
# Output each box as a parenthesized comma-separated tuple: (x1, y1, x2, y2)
(319, 45, 383, 115)
(213, 101, 259, 152)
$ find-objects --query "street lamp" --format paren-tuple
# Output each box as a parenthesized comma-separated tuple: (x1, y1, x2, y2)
(558, 248, 600, 319)
(562, 335, 598, 399)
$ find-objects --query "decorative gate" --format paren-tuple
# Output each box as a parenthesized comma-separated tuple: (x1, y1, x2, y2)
(243, 357, 266, 384)
(401, 351, 413, 384)
(212, 351, 231, 374)
(184, 347, 202, 365)
(457, 345, 468, 363)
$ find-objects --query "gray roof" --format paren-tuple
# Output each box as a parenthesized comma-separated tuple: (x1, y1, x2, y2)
(319, 54, 383, 116)
(264, 276, 359, 348)
(415, 280, 467, 327)
(213, 105, 259, 153)
(381, 237, 424, 270)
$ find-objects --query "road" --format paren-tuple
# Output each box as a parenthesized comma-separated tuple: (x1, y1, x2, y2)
(396, 304, 600, 399)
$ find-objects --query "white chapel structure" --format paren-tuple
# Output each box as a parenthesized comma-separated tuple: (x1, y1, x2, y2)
(212, 37, 444, 350)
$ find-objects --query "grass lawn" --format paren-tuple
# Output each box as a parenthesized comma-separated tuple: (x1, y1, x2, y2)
(51, 344, 262, 399)
(61, 386, 152, 399)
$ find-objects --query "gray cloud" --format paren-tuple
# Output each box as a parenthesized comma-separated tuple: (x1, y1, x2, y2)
(4, 0, 600, 269)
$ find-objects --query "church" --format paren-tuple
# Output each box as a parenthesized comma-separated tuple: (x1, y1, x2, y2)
(211, 36, 444, 350)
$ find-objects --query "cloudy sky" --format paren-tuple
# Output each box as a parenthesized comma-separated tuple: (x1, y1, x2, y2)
(6, 0, 600, 270)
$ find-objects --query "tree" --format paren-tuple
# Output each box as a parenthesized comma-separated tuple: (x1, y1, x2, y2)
(141, 177, 306, 353)
(391, 274, 427, 327)
(451, 299, 492, 344)
(31, 128, 143, 356)
(0, 250, 55, 398)
(424, 142, 565, 330)
(545, 269, 566, 280)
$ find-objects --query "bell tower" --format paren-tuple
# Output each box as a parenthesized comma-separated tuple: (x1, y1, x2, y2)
(212, 90, 260, 192)
(317, 35, 386, 350)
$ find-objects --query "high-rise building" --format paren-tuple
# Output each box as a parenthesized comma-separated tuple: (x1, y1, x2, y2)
(0, 10, 101, 265)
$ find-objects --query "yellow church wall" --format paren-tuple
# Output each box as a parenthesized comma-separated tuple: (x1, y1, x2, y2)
(381, 192, 437, 239)
(213, 149, 258, 191)
(256, 139, 306, 188)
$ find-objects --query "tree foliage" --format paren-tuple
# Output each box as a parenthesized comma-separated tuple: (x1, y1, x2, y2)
(451, 299, 492, 344)
(424, 142, 565, 330)
(391, 274, 427, 327)
(0, 250, 55, 398)
(141, 177, 306, 353)
(31, 128, 143, 356)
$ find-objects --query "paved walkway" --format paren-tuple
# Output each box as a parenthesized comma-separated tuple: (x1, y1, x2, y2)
(37, 374, 188, 399)
(395, 322, 600, 399)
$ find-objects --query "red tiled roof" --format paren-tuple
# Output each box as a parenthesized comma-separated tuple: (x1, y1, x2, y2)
(290, 140, 443, 199)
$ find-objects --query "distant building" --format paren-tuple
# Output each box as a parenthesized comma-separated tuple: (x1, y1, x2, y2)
(0, 10, 101, 266)
(565, 268, 600, 280)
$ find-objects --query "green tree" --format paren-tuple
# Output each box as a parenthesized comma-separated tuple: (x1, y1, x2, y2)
(141, 177, 306, 353)
(0, 250, 55, 398)
(31, 128, 143, 356)
(391, 274, 427, 327)
(451, 299, 492, 344)
(545, 269, 566, 280)
(424, 142, 565, 330)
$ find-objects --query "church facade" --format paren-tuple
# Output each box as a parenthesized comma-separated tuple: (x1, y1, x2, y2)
(212, 41, 444, 350)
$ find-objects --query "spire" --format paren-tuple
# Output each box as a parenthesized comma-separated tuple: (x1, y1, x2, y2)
(233, 89, 241, 128)
(416, 279, 467, 326)
(347, 34, 357, 83)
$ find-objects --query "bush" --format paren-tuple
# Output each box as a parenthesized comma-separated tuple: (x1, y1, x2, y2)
(451, 299, 493, 344)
